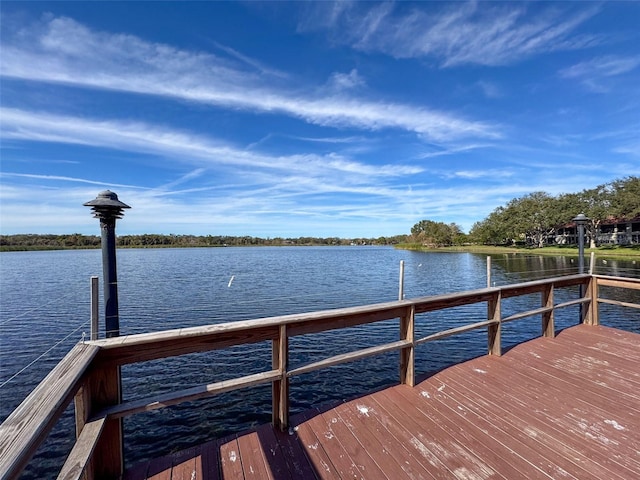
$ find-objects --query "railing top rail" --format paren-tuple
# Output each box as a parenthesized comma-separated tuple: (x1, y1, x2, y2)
(500, 273, 589, 297)
(594, 274, 640, 284)
(88, 298, 413, 349)
(90, 274, 591, 353)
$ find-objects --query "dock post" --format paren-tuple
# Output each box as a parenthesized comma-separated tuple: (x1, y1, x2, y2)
(398, 260, 405, 300)
(588, 276, 599, 326)
(399, 305, 415, 386)
(84, 191, 130, 338)
(488, 291, 501, 356)
(487, 256, 491, 288)
(542, 283, 554, 337)
(90, 276, 99, 341)
(272, 325, 289, 430)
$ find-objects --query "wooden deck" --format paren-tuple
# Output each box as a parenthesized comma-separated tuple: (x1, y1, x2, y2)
(123, 324, 640, 479)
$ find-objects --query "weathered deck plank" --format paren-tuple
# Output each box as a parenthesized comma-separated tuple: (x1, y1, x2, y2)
(130, 324, 640, 479)
(292, 408, 341, 478)
(440, 361, 636, 479)
(451, 360, 640, 477)
(389, 383, 531, 479)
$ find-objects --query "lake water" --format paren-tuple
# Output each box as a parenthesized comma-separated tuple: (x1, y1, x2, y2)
(1, 246, 638, 478)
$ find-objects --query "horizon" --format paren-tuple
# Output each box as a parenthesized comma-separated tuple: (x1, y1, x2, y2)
(1, 2, 639, 237)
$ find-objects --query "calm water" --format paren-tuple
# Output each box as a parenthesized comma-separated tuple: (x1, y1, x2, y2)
(1, 247, 638, 478)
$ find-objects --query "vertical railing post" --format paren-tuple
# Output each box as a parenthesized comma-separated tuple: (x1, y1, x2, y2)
(73, 383, 94, 479)
(90, 366, 123, 478)
(399, 305, 415, 387)
(542, 283, 554, 337)
(487, 291, 501, 356)
(591, 276, 600, 326)
(90, 276, 99, 341)
(584, 276, 599, 326)
(272, 325, 289, 431)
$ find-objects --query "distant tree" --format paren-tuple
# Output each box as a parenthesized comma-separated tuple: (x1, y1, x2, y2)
(469, 206, 514, 245)
(611, 176, 640, 219)
(507, 192, 564, 248)
(574, 184, 613, 248)
(410, 220, 462, 246)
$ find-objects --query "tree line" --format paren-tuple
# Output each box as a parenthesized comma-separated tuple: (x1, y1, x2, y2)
(407, 176, 639, 248)
(0, 233, 409, 251)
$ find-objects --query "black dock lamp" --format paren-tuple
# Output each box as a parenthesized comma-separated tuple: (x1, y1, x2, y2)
(573, 213, 590, 323)
(573, 213, 589, 274)
(84, 190, 130, 338)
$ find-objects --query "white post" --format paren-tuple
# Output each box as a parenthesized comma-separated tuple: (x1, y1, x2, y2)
(91, 276, 99, 340)
(589, 251, 595, 275)
(399, 260, 405, 300)
(487, 256, 492, 288)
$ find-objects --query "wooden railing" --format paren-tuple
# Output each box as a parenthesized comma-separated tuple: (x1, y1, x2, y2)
(1, 274, 639, 480)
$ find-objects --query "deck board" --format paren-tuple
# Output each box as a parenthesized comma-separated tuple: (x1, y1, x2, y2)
(441, 361, 636, 479)
(127, 324, 640, 479)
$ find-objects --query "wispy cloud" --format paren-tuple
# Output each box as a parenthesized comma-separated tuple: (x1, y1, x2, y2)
(326, 69, 366, 92)
(212, 42, 289, 79)
(561, 55, 640, 78)
(559, 54, 640, 92)
(0, 173, 550, 235)
(613, 143, 640, 158)
(0, 16, 497, 142)
(446, 169, 515, 180)
(0, 172, 146, 190)
(476, 81, 503, 99)
(417, 143, 494, 159)
(299, 1, 601, 67)
(0, 107, 423, 179)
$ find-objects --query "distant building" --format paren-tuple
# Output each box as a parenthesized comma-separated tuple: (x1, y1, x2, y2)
(550, 216, 640, 246)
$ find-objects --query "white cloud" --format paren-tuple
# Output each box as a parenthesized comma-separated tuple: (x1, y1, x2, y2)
(613, 143, 640, 158)
(476, 81, 503, 99)
(212, 42, 290, 79)
(0, 15, 497, 142)
(0, 175, 548, 235)
(0, 107, 423, 180)
(560, 55, 640, 79)
(327, 69, 366, 92)
(559, 55, 640, 92)
(417, 144, 494, 159)
(300, 2, 601, 67)
(447, 169, 515, 180)
(0, 172, 146, 190)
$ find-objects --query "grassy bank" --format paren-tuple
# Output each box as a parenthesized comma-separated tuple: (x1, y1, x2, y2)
(396, 243, 640, 259)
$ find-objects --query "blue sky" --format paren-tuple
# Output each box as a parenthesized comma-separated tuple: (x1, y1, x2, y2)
(1, 1, 639, 237)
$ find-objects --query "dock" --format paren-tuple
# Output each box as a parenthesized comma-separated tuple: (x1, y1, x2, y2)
(1, 273, 639, 480)
(126, 324, 640, 479)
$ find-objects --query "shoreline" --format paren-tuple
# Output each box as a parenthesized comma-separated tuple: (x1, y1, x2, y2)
(395, 244, 640, 259)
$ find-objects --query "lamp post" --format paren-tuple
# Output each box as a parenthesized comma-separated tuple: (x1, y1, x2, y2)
(573, 213, 590, 323)
(84, 191, 130, 338)
(573, 213, 589, 274)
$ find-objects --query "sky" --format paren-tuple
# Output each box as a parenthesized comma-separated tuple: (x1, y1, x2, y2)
(1, 1, 639, 238)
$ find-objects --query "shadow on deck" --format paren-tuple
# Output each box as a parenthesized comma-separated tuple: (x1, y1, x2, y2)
(124, 324, 640, 479)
